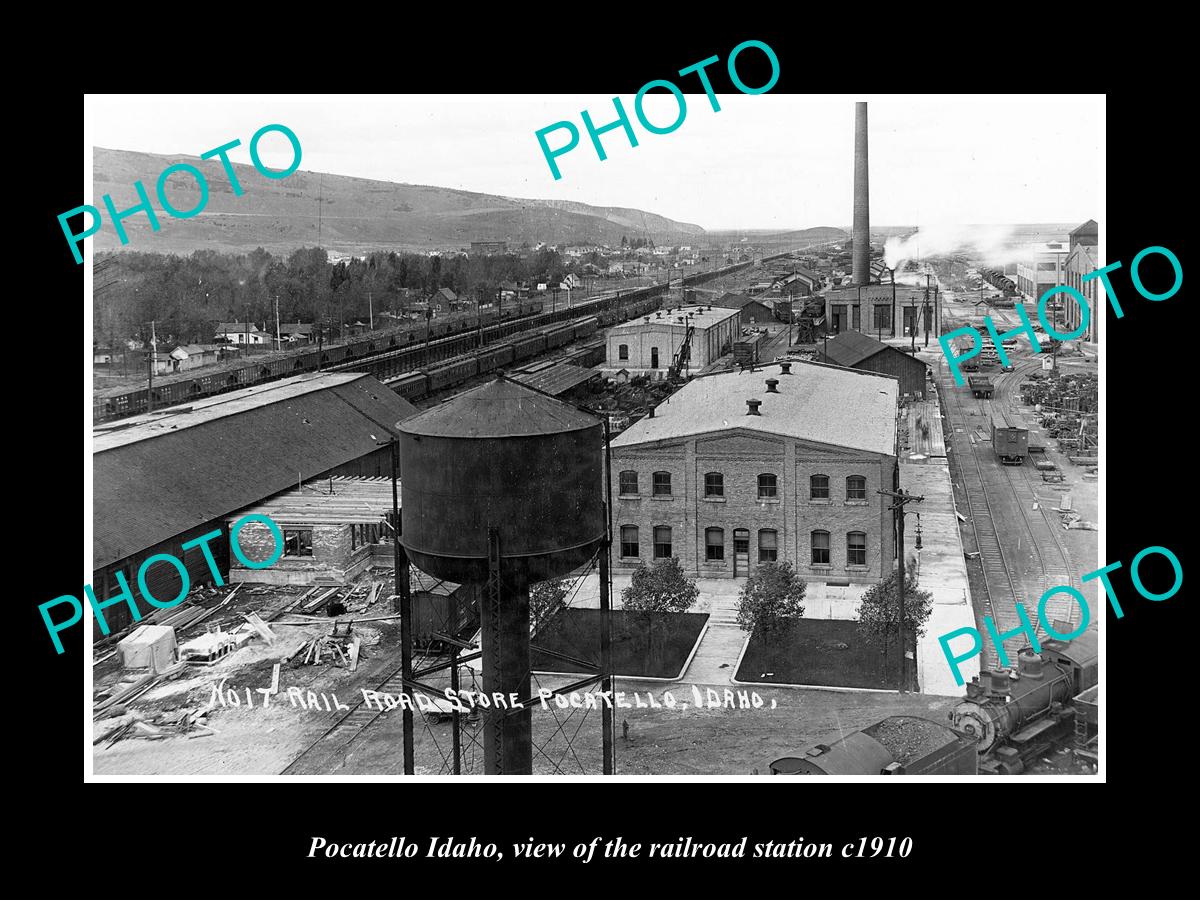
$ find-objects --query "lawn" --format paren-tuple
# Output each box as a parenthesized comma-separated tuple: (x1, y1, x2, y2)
(530, 609, 708, 680)
(734, 618, 904, 690)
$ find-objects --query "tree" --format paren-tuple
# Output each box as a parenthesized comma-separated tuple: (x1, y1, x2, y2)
(530, 579, 570, 636)
(620, 557, 699, 613)
(735, 562, 806, 646)
(856, 569, 933, 688)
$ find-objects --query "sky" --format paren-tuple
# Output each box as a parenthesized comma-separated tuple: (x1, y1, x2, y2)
(85, 94, 1103, 232)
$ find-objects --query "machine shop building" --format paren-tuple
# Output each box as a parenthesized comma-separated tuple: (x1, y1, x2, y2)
(823, 282, 941, 342)
(91, 373, 418, 637)
(818, 331, 930, 400)
(609, 360, 899, 583)
(606, 305, 740, 376)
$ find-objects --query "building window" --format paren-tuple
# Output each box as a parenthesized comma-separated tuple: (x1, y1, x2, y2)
(759, 529, 778, 563)
(618, 343, 629, 360)
(846, 475, 867, 501)
(873, 305, 891, 330)
(651, 346, 659, 368)
(847, 532, 867, 566)
(653, 526, 672, 559)
(757, 473, 777, 499)
(619, 470, 638, 496)
(652, 471, 672, 496)
(705, 528, 725, 561)
(811, 530, 830, 565)
(620, 525, 639, 558)
(704, 472, 724, 497)
(810, 474, 829, 500)
(284, 529, 313, 558)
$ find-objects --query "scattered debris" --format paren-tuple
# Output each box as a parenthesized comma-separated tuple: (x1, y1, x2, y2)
(288, 623, 369, 669)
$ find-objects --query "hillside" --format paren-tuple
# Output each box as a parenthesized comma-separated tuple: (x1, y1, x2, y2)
(92, 147, 707, 256)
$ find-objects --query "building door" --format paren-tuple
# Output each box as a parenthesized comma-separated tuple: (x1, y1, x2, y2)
(733, 529, 750, 577)
(924, 304, 933, 335)
(852, 305, 861, 331)
(831, 305, 845, 333)
(651, 346, 659, 368)
(904, 307, 917, 336)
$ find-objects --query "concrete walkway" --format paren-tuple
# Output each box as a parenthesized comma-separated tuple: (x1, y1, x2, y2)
(683, 624, 747, 685)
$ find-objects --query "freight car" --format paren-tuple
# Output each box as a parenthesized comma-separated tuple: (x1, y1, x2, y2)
(968, 375, 994, 399)
(754, 716, 977, 775)
(948, 627, 1097, 774)
(992, 411, 1029, 465)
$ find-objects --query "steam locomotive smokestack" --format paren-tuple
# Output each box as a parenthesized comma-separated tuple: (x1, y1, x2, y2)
(852, 102, 870, 286)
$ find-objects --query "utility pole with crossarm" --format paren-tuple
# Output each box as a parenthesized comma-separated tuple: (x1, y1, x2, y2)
(877, 487, 924, 692)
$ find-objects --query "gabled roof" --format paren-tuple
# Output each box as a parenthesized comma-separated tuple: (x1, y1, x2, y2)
(611, 360, 898, 456)
(215, 322, 262, 334)
(820, 331, 929, 370)
(92, 373, 418, 571)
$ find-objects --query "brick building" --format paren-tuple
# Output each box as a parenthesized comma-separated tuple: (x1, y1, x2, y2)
(606, 305, 740, 375)
(609, 360, 899, 584)
(1016, 241, 1069, 302)
(1062, 219, 1099, 342)
(823, 281, 941, 342)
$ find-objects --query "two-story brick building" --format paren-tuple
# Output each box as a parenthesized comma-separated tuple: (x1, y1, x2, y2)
(609, 360, 900, 585)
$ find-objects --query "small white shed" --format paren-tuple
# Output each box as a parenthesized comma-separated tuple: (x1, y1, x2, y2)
(118, 625, 179, 671)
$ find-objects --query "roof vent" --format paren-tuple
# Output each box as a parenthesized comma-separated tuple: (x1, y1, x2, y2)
(780, 362, 792, 374)
(677, 316, 684, 323)
(746, 399, 762, 416)
(765, 378, 779, 393)
(643, 316, 650, 323)
(656, 312, 662, 319)
(648, 407, 655, 418)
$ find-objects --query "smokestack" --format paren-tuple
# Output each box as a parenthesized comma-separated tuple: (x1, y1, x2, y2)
(852, 102, 870, 286)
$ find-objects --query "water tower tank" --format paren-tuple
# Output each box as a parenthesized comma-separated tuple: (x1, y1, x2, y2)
(397, 378, 607, 775)
(398, 378, 606, 583)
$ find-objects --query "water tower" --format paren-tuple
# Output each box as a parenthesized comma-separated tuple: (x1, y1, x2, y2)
(398, 378, 607, 774)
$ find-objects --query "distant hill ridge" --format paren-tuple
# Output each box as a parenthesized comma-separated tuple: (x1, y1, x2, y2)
(92, 147, 708, 256)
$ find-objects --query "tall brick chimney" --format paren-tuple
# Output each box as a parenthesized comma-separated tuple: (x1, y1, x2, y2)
(852, 102, 870, 286)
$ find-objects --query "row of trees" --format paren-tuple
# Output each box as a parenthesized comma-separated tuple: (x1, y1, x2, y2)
(94, 246, 580, 348)
(616, 557, 934, 680)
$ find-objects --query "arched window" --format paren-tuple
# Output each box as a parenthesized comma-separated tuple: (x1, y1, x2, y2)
(811, 530, 831, 565)
(620, 525, 639, 558)
(847, 532, 867, 566)
(618, 344, 629, 360)
(758, 473, 778, 499)
(652, 471, 672, 496)
(653, 526, 672, 559)
(619, 470, 639, 496)
(705, 528, 725, 561)
(704, 472, 724, 498)
(759, 530, 778, 563)
(810, 474, 830, 500)
(846, 475, 867, 501)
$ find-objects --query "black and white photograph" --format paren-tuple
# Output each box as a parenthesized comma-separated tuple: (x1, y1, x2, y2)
(75, 91, 1110, 780)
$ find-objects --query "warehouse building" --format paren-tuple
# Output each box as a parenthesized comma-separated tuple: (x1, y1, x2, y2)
(1062, 219, 1099, 342)
(610, 360, 899, 583)
(818, 331, 930, 400)
(823, 282, 941, 342)
(606, 305, 740, 375)
(1016, 241, 1069, 302)
(91, 373, 418, 637)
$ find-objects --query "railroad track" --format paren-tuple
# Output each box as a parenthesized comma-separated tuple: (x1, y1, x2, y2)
(941, 377, 1021, 668)
(942, 362, 1083, 668)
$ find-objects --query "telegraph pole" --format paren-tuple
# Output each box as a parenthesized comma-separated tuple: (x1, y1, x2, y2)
(147, 320, 157, 413)
(877, 487, 924, 692)
(274, 294, 281, 350)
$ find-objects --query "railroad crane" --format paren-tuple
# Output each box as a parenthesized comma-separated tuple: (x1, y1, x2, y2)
(668, 321, 694, 380)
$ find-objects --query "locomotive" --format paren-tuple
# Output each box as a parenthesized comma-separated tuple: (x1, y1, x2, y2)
(948, 626, 1097, 774)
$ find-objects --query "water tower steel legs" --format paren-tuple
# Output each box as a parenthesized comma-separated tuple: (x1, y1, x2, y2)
(482, 528, 533, 775)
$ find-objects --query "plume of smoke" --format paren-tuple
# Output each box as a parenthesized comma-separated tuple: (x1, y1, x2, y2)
(884, 224, 1022, 270)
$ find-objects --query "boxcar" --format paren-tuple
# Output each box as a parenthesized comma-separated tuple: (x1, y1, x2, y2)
(545, 324, 575, 350)
(428, 357, 478, 392)
(391, 371, 428, 401)
(512, 332, 547, 361)
(992, 413, 1028, 464)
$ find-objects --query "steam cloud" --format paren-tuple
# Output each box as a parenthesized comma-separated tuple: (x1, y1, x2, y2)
(884, 224, 1022, 270)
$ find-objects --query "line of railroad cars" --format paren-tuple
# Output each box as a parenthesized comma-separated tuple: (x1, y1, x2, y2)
(94, 259, 732, 422)
(388, 317, 610, 402)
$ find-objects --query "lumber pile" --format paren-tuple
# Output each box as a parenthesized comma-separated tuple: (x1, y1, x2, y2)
(95, 707, 216, 748)
(288, 623, 367, 671)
